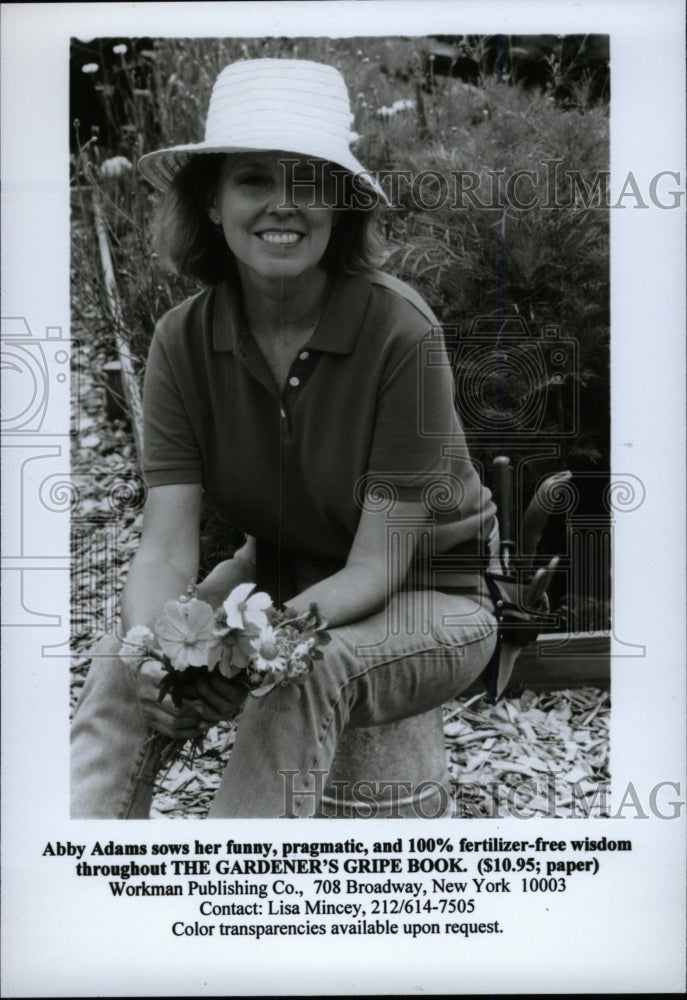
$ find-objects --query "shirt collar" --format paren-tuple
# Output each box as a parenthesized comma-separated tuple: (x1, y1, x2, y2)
(212, 268, 245, 352)
(213, 270, 372, 355)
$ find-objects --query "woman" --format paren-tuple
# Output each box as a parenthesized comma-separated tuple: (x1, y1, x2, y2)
(71, 58, 498, 819)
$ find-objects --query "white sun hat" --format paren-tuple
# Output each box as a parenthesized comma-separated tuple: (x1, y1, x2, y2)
(138, 58, 388, 203)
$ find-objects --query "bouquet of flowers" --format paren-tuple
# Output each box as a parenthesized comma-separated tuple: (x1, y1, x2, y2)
(119, 583, 330, 765)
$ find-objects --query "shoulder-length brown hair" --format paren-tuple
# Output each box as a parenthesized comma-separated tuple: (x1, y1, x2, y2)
(151, 154, 385, 285)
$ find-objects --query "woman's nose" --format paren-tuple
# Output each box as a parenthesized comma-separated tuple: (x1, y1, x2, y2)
(265, 167, 298, 214)
(266, 195, 297, 216)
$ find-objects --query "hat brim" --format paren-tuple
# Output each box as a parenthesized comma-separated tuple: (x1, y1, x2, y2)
(137, 141, 389, 205)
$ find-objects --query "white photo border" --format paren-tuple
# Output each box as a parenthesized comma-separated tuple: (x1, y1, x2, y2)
(1, 2, 685, 996)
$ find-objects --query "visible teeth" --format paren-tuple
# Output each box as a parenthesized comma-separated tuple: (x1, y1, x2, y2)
(259, 232, 301, 245)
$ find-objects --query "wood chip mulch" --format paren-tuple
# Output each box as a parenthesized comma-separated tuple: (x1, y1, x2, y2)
(144, 684, 610, 820)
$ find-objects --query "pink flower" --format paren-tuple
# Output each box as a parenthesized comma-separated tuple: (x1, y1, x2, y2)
(155, 598, 218, 671)
(215, 626, 257, 679)
(222, 582, 272, 631)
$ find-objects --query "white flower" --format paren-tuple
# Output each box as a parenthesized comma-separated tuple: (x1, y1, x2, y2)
(124, 625, 154, 645)
(100, 156, 133, 178)
(113, 43, 127, 55)
(223, 583, 272, 631)
(293, 638, 316, 660)
(250, 625, 286, 674)
(246, 626, 288, 697)
(81, 63, 99, 74)
(119, 625, 154, 663)
(155, 598, 217, 671)
(377, 99, 415, 119)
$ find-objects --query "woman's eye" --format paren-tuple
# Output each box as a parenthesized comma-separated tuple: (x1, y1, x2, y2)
(238, 173, 272, 188)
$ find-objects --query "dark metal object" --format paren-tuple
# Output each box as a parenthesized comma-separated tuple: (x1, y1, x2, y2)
(484, 457, 569, 703)
(492, 455, 515, 577)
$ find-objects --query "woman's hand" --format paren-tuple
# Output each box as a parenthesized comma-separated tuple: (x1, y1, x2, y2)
(135, 658, 206, 739)
(180, 671, 249, 725)
(286, 498, 430, 628)
(196, 538, 257, 609)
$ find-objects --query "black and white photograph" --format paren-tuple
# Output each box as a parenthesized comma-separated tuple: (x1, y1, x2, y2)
(2, 2, 685, 996)
(68, 30, 615, 824)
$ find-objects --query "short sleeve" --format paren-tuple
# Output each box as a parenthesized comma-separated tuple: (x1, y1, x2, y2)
(141, 328, 203, 487)
(367, 331, 462, 496)
(366, 326, 492, 544)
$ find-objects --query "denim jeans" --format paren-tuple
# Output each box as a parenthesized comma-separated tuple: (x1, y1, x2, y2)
(71, 589, 496, 819)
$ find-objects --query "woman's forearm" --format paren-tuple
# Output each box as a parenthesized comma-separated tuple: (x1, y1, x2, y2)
(119, 483, 202, 634)
(288, 503, 427, 628)
(120, 548, 198, 634)
(286, 561, 390, 628)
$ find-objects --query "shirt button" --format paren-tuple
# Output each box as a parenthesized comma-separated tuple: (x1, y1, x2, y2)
(299, 350, 310, 360)
(288, 376, 300, 387)
(280, 408, 286, 418)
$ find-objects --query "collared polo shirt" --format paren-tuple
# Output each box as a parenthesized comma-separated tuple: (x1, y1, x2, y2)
(142, 269, 496, 600)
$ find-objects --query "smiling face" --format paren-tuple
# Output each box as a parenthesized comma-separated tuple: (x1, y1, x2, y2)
(211, 152, 336, 285)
